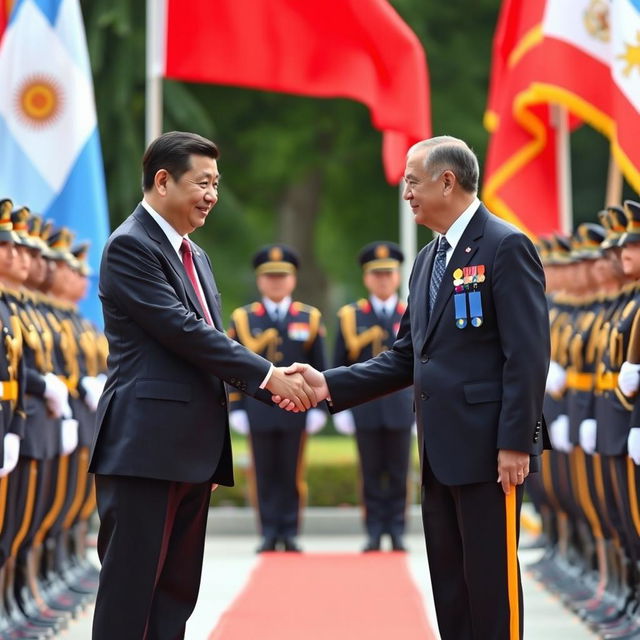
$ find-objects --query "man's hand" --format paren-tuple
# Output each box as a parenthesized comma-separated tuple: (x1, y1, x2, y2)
(497, 449, 529, 495)
(266, 367, 317, 412)
(282, 363, 330, 402)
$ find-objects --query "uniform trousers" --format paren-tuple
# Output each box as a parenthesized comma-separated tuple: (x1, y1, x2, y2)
(354, 427, 411, 538)
(422, 456, 524, 640)
(92, 474, 211, 640)
(249, 428, 305, 540)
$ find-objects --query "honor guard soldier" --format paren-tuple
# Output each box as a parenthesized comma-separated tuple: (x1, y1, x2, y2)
(228, 245, 327, 553)
(332, 242, 414, 552)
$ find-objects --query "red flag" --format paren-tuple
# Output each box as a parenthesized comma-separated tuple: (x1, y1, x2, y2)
(164, 0, 431, 184)
(482, 0, 561, 237)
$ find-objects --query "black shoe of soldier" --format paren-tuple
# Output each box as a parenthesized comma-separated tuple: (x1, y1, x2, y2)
(256, 538, 277, 553)
(282, 538, 302, 552)
(362, 537, 381, 552)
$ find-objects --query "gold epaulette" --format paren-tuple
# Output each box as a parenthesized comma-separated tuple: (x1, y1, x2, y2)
(230, 306, 278, 357)
(338, 303, 384, 361)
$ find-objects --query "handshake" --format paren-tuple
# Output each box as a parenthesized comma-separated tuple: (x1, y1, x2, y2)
(264, 363, 329, 412)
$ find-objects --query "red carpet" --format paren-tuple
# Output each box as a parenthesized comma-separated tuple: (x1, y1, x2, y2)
(208, 552, 437, 640)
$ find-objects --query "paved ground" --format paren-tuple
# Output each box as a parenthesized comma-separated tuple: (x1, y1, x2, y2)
(63, 511, 597, 639)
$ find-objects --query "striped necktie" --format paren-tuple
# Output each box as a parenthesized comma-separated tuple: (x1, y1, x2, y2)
(429, 236, 450, 313)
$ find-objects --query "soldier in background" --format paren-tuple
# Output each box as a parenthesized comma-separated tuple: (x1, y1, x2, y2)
(228, 245, 327, 553)
(333, 242, 414, 552)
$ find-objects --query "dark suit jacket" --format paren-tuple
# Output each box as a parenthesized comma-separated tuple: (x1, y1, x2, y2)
(325, 204, 550, 486)
(89, 205, 272, 485)
(228, 300, 326, 432)
(333, 298, 413, 430)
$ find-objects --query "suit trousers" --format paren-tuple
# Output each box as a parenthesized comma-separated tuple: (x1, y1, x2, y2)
(354, 427, 412, 538)
(92, 474, 211, 640)
(422, 457, 524, 640)
(249, 428, 305, 539)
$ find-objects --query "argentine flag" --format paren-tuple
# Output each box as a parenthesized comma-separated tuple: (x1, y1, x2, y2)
(0, 0, 109, 325)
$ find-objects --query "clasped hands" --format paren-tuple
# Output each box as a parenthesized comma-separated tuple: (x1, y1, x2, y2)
(265, 363, 328, 412)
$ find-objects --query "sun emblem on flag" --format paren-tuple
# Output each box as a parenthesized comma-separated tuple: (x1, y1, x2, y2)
(618, 31, 640, 77)
(15, 75, 63, 128)
(583, 0, 610, 43)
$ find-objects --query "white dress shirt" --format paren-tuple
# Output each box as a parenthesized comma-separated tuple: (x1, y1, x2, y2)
(440, 197, 480, 267)
(263, 296, 292, 322)
(370, 294, 398, 318)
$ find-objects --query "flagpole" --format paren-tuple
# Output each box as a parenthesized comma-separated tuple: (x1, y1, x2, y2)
(552, 104, 573, 235)
(605, 155, 623, 207)
(146, 0, 166, 145)
(399, 183, 416, 300)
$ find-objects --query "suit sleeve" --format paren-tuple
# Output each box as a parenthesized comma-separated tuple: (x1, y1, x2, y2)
(492, 232, 550, 452)
(101, 233, 271, 396)
(226, 317, 246, 412)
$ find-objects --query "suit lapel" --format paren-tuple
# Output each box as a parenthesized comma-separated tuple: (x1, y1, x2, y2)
(423, 206, 488, 346)
(134, 207, 217, 327)
(193, 248, 224, 330)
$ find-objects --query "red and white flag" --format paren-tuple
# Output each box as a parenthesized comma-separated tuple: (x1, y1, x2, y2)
(483, 0, 640, 237)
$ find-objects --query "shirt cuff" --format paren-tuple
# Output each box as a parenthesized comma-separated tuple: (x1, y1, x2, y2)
(259, 364, 275, 389)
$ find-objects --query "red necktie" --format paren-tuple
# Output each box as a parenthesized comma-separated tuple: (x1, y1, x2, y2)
(180, 238, 213, 326)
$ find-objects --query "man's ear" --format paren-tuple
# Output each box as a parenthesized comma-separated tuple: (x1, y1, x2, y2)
(154, 169, 170, 196)
(441, 170, 456, 196)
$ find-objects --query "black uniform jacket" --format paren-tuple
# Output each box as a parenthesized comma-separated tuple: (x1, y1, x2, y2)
(333, 297, 413, 430)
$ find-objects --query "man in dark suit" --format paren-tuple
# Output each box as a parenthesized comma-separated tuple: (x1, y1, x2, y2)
(286, 136, 550, 640)
(228, 245, 326, 553)
(333, 241, 414, 552)
(90, 131, 315, 640)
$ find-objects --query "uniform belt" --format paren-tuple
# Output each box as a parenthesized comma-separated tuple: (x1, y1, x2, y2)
(0, 380, 18, 402)
(597, 371, 619, 391)
(566, 371, 594, 391)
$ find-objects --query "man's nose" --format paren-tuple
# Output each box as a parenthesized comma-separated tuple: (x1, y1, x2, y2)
(402, 183, 411, 200)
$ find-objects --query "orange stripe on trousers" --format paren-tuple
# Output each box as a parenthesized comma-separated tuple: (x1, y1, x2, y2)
(505, 490, 520, 640)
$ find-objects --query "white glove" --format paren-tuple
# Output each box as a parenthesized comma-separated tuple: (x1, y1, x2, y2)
(550, 414, 572, 453)
(619, 362, 640, 397)
(305, 408, 327, 434)
(579, 418, 597, 454)
(43, 373, 71, 419)
(60, 418, 79, 455)
(0, 433, 20, 477)
(80, 376, 105, 412)
(628, 428, 640, 465)
(546, 361, 567, 395)
(229, 410, 250, 435)
(333, 410, 355, 436)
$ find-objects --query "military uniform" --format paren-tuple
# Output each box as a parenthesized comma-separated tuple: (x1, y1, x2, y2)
(333, 242, 413, 551)
(228, 245, 326, 552)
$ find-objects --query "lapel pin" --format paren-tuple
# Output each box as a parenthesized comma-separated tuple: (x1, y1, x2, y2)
(465, 246, 471, 253)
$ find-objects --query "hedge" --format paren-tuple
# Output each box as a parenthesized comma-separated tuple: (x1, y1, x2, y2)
(212, 434, 421, 507)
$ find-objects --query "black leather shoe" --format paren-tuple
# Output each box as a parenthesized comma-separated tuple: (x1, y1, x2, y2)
(390, 535, 407, 552)
(282, 537, 302, 552)
(363, 537, 381, 552)
(257, 538, 277, 553)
